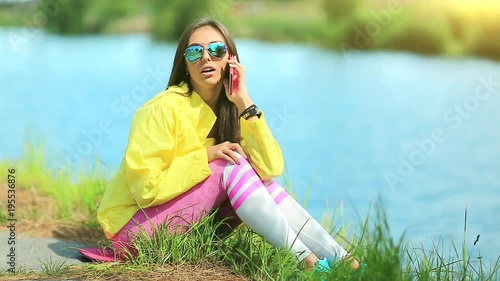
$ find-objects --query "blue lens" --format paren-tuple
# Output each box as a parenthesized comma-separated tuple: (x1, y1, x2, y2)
(207, 42, 227, 58)
(184, 42, 227, 63)
(185, 45, 203, 63)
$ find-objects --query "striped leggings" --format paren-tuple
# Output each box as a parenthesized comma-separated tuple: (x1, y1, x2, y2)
(112, 153, 347, 266)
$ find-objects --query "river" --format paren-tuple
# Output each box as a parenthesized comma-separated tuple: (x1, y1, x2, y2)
(1, 27, 499, 264)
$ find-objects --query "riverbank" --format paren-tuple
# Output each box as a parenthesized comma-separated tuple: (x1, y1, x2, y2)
(1, 0, 499, 61)
(0, 142, 498, 280)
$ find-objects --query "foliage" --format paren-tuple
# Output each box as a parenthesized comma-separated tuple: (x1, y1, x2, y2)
(85, 1, 143, 33)
(323, 0, 365, 22)
(6, 0, 496, 61)
(150, 0, 213, 41)
(38, 0, 88, 34)
(0, 139, 107, 224)
(36, 0, 144, 34)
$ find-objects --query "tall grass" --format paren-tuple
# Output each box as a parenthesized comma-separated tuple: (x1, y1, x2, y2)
(0, 140, 107, 226)
(1, 141, 499, 280)
(121, 212, 315, 280)
(116, 201, 499, 280)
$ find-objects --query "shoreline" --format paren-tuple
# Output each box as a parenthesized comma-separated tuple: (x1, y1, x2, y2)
(2, 25, 499, 65)
(1, 0, 500, 62)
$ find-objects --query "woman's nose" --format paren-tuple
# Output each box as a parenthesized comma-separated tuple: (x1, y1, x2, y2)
(200, 48, 211, 63)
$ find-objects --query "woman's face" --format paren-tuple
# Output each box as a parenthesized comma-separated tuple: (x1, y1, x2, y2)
(186, 26, 229, 91)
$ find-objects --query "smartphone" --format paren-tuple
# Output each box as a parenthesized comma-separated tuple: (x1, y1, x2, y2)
(227, 54, 235, 95)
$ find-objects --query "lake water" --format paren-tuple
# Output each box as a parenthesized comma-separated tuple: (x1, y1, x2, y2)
(1, 27, 499, 263)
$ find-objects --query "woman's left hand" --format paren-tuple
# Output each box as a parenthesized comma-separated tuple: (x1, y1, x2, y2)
(223, 56, 254, 113)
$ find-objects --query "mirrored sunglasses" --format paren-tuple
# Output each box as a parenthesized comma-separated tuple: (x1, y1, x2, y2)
(184, 41, 227, 63)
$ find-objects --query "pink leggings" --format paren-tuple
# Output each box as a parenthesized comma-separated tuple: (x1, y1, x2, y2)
(111, 159, 238, 253)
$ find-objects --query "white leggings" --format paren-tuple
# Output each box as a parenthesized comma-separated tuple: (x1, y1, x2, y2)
(223, 153, 348, 265)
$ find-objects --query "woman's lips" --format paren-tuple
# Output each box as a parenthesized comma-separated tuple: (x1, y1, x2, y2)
(201, 69, 216, 77)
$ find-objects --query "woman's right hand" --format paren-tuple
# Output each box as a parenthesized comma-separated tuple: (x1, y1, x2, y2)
(207, 141, 248, 165)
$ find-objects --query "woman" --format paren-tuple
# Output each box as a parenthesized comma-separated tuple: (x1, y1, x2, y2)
(81, 18, 360, 271)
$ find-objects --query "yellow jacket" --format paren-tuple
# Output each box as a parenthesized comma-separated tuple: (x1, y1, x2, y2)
(97, 82, 284, 238)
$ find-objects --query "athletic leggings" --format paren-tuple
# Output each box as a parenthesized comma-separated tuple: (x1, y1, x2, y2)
(112, 153, 347, 266)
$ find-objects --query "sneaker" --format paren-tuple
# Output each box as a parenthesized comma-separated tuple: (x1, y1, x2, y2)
(315, 257, 331, 272)
(360, 263, 367, 275)
(79, 247, 123, 262)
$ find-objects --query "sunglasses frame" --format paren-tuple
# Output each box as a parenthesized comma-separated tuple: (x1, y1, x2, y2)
(184, 41, 228, 63)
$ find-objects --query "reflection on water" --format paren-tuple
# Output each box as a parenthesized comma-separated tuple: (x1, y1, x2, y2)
(1, 27, 499, 262)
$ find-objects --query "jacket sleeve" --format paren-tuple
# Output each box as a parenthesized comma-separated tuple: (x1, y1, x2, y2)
(124, 104, 212, 208)
(240, 112, 284, 180)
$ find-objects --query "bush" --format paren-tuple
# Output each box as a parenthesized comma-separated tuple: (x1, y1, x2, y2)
(323, 0, 365, 22)
(38, 0, 88, 34)
(472, 22, 500, 61)
(150, 0, 213, 41)
(366, 10, 449, 55)
(84, 1, 141, 33)
(37, 0, 141, 34)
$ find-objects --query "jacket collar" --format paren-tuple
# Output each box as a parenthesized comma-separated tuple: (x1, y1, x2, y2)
(174, 82, 217, 139)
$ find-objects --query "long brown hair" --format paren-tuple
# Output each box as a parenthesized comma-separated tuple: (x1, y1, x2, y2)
(167, 18, 240, 144)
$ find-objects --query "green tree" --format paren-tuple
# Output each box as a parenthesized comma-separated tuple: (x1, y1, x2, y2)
(38, 0, 88, 34)
(323, 0, 363, 21)
(151, 0, 214, 41)
(85, 1, 139, 33)
(37, 0, 140, 34)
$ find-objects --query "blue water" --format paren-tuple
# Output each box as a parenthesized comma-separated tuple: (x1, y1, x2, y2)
(1, 27, 499, 263)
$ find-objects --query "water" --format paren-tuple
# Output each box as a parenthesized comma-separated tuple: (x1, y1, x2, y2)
(1, 27, 499, 263)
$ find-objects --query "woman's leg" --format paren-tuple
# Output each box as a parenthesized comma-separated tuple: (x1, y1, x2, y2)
(212, 198, 242, 237)
(111, 159, 235, 254)
(222, 153, 312, 262)
(112, 154, 315, 264)
(263, 179, 358, 268)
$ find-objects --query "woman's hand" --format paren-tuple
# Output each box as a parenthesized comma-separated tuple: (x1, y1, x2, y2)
(223, 56, 254, 114)
(207, 141, 248, 165)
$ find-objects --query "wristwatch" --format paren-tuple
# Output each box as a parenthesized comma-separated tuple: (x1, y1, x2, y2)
(240, 104, 262, 120)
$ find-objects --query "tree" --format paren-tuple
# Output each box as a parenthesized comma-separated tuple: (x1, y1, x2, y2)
(323, 0, 362, 21)
(151, 0, 213, 41)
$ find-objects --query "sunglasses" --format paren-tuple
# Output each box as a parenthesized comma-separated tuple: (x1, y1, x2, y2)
(184, 41, 227, 63)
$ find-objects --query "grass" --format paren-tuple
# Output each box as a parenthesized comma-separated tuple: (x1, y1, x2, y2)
(2, 140, 107, 224)
(0, 140, 499, 280)
(39, 256, 70, 276)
